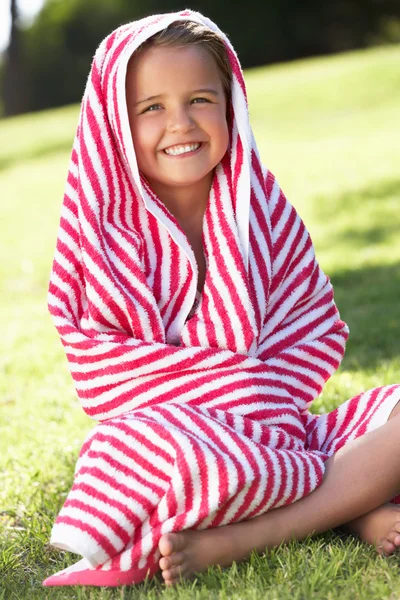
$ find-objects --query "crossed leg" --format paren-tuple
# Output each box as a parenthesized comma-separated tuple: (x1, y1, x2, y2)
(158, 401, 400, 585)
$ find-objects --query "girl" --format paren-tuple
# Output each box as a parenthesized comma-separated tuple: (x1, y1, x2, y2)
(44, 9, 400, 588)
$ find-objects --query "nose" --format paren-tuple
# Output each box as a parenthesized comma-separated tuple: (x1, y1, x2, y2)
(166, 106, 195, 134)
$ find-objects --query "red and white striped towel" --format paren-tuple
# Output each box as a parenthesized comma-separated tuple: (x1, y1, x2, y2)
(43, 9, 400, 587)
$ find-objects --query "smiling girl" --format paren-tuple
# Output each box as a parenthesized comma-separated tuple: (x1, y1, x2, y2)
(44, 10, 400, 588)
(125, 39, 231, 295)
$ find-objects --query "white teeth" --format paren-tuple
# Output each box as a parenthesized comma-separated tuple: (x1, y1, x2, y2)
(164, 143, 201, 156)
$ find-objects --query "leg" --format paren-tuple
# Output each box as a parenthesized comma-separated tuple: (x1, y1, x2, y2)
(339, 398, 400, 553)
(159, 408, 400, 585)
(388, 399, 400, 420)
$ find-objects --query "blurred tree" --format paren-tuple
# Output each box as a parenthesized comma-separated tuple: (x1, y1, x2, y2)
(2, 0, 28, 116)
(23, 0, 141, 111)
(1, 0, 399, 116)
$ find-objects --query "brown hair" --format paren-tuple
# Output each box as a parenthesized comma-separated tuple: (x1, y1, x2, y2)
(133, 20, 232, 103)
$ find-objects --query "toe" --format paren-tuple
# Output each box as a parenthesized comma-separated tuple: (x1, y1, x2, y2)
(158, 532, 187, 557)
(380, 539, 396, 556)
(159, 552, 185, 571)
(162, 565, 186, 586)
(386, 529, 400, 547)
(158, 534, 174, 557)
(395, 535, 400, 547)
(159, 556, 170, 571)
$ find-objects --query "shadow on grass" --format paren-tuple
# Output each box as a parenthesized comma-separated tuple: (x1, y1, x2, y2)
(315, 178, 400, 214)
(331, 262, 400, 371)
(339, 223, 399, 247)
(313, 177, 400, 251)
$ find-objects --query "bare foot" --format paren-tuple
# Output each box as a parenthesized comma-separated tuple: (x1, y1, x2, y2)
(158, 524, 254, 586)
(345, 503, 400, 556)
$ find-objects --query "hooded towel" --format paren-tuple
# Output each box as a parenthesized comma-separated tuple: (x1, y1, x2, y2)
(44, 9, 400, 587)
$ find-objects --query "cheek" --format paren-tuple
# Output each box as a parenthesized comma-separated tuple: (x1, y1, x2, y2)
(214, 116, 229, 153)
(213, 108, 229, 142)
(202, 110, 227, 141)
(222, 119, 230, 146)
(131, 121, 160, 162)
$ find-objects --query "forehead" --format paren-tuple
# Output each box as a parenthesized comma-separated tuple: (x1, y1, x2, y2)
(126, 44, 223, 94)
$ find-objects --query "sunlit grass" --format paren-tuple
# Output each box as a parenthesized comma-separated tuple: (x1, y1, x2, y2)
(0, 105, 78, 170)
(1, 43, 399, 599)
(247, 44, 400, 221)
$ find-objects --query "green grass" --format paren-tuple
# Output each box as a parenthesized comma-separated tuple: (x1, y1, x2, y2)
(1, 43, 400, 599)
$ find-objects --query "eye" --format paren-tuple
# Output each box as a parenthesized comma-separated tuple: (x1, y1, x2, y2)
(192, 97, 210, 104)
(143, 104, 161, 113)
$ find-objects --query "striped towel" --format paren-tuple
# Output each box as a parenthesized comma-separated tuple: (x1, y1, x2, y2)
(43, 9, 400, 587)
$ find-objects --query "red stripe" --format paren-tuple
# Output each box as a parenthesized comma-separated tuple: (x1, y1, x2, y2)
(62, 498, 131, 545)
(55, 515, 118, 558)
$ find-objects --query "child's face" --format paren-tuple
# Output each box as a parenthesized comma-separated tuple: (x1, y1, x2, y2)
(126, 44, 229, 198)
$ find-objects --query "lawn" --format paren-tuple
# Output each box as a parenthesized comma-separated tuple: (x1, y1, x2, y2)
(1, 43, 400, 599)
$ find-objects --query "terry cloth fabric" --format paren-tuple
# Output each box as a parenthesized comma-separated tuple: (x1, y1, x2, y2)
(44, 8, 400, 587)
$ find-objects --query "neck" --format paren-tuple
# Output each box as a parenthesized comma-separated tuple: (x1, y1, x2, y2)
(146, 171, 214, 227)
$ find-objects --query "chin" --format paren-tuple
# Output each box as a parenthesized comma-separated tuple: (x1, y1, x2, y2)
(166, 175, 208, 186)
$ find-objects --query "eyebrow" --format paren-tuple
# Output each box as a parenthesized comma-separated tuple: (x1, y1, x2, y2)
(135, 88, 219, 106)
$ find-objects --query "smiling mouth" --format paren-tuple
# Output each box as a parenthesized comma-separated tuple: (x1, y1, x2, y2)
(163, 142, 203, 156)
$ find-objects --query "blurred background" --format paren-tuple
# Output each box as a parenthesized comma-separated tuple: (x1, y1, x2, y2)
(1, 0, 400, 117)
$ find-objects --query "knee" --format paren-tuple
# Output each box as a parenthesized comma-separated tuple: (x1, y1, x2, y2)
(388, 401, 400, 421)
